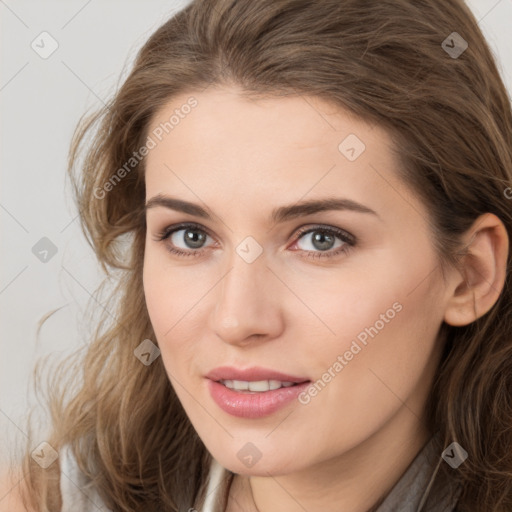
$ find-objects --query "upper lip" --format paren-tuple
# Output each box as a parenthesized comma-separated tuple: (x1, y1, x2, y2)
(205, 366, 310, 383)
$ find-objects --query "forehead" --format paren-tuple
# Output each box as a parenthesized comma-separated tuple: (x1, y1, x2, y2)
(143, 86, 421, 226)
(146, 85, 388, 162)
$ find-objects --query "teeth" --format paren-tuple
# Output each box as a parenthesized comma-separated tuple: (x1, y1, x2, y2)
(220, 379, 296, 392)
(232, 380, 249, 390)
(268, 380, 282, 391)
(249, 380, 273, 392)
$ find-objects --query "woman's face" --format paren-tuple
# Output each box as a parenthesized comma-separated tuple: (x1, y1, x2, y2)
(143, 85, 451, 475)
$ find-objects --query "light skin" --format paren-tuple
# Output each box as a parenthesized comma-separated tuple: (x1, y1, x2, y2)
(142, 85, 508, 512)
(0, 89, 507, 512)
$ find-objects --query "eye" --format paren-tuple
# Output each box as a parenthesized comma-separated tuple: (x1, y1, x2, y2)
(153, 222, 356, 260)
(291, 225, 356, 259)
(153, 222, 214, 258)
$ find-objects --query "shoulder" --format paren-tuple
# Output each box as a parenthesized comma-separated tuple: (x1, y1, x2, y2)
(1, 445, 109, 512)
(58, 445, 108, 512)
(0, 469, 32, 512)
(201, 458, 232, 512)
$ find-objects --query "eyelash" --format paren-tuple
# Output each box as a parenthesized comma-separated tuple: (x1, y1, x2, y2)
(153, 222, 356, 260)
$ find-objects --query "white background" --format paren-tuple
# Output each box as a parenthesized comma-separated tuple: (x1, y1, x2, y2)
(1, 0, 511, 466)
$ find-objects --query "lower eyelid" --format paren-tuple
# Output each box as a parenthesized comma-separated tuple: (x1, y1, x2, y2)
(299, 244, 353, 259)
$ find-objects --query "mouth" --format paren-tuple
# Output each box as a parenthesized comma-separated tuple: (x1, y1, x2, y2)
(217, 379, 304, 393)
(205, 366, 311, 418)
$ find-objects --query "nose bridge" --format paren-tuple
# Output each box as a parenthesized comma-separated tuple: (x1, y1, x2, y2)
(210, 247, 283, 344)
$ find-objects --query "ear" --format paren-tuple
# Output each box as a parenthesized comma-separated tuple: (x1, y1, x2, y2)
(444, 213, 509, 326)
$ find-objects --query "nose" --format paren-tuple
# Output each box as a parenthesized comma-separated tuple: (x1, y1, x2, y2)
(208, 251, 284, 347)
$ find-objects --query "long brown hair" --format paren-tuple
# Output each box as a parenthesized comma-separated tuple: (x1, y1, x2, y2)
(15, 0, 512, 510)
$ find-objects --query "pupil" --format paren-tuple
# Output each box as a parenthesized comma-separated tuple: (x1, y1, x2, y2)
(312, 231, 335, 251)
(185, 229, 206, 249)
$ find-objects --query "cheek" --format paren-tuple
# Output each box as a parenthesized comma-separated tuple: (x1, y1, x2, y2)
(143, 252, 170, 337)
(143, 247, 196, 337)
(142, 251, 208, 375)
(334, 242, 441, 343)
(298, 248, 445, 389)
(311, 276, 443, 419)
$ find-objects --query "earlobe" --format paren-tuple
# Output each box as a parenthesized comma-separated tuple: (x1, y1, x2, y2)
(444, 213, 509, 327)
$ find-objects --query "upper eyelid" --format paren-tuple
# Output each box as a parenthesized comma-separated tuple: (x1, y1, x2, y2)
(294, 224, 354, 241)
(167, 222, 216, 240)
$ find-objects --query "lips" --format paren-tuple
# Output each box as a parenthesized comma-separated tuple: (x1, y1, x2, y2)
(205, 366, 311, 418)
(205, 366, 310, 384)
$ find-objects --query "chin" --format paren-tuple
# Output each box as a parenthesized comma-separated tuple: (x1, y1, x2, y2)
(212, 449, 302, 477)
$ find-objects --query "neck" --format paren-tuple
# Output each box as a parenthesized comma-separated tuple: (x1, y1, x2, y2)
(227, 409, 432, 512)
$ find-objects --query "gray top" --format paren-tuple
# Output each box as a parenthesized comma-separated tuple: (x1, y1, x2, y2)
(371, 434, 461, 512)
(60, 434, 461, 511)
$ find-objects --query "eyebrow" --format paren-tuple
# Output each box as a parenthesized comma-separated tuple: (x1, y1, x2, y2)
(144, 194, 380, 223)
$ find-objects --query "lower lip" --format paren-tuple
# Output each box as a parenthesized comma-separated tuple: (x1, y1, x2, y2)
(207, 379, 311, 418)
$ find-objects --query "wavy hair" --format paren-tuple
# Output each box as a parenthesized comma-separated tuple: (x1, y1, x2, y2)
(13, 0, 512, 510)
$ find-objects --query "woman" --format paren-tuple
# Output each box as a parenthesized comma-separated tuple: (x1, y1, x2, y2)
(3, 0, 512, 510)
